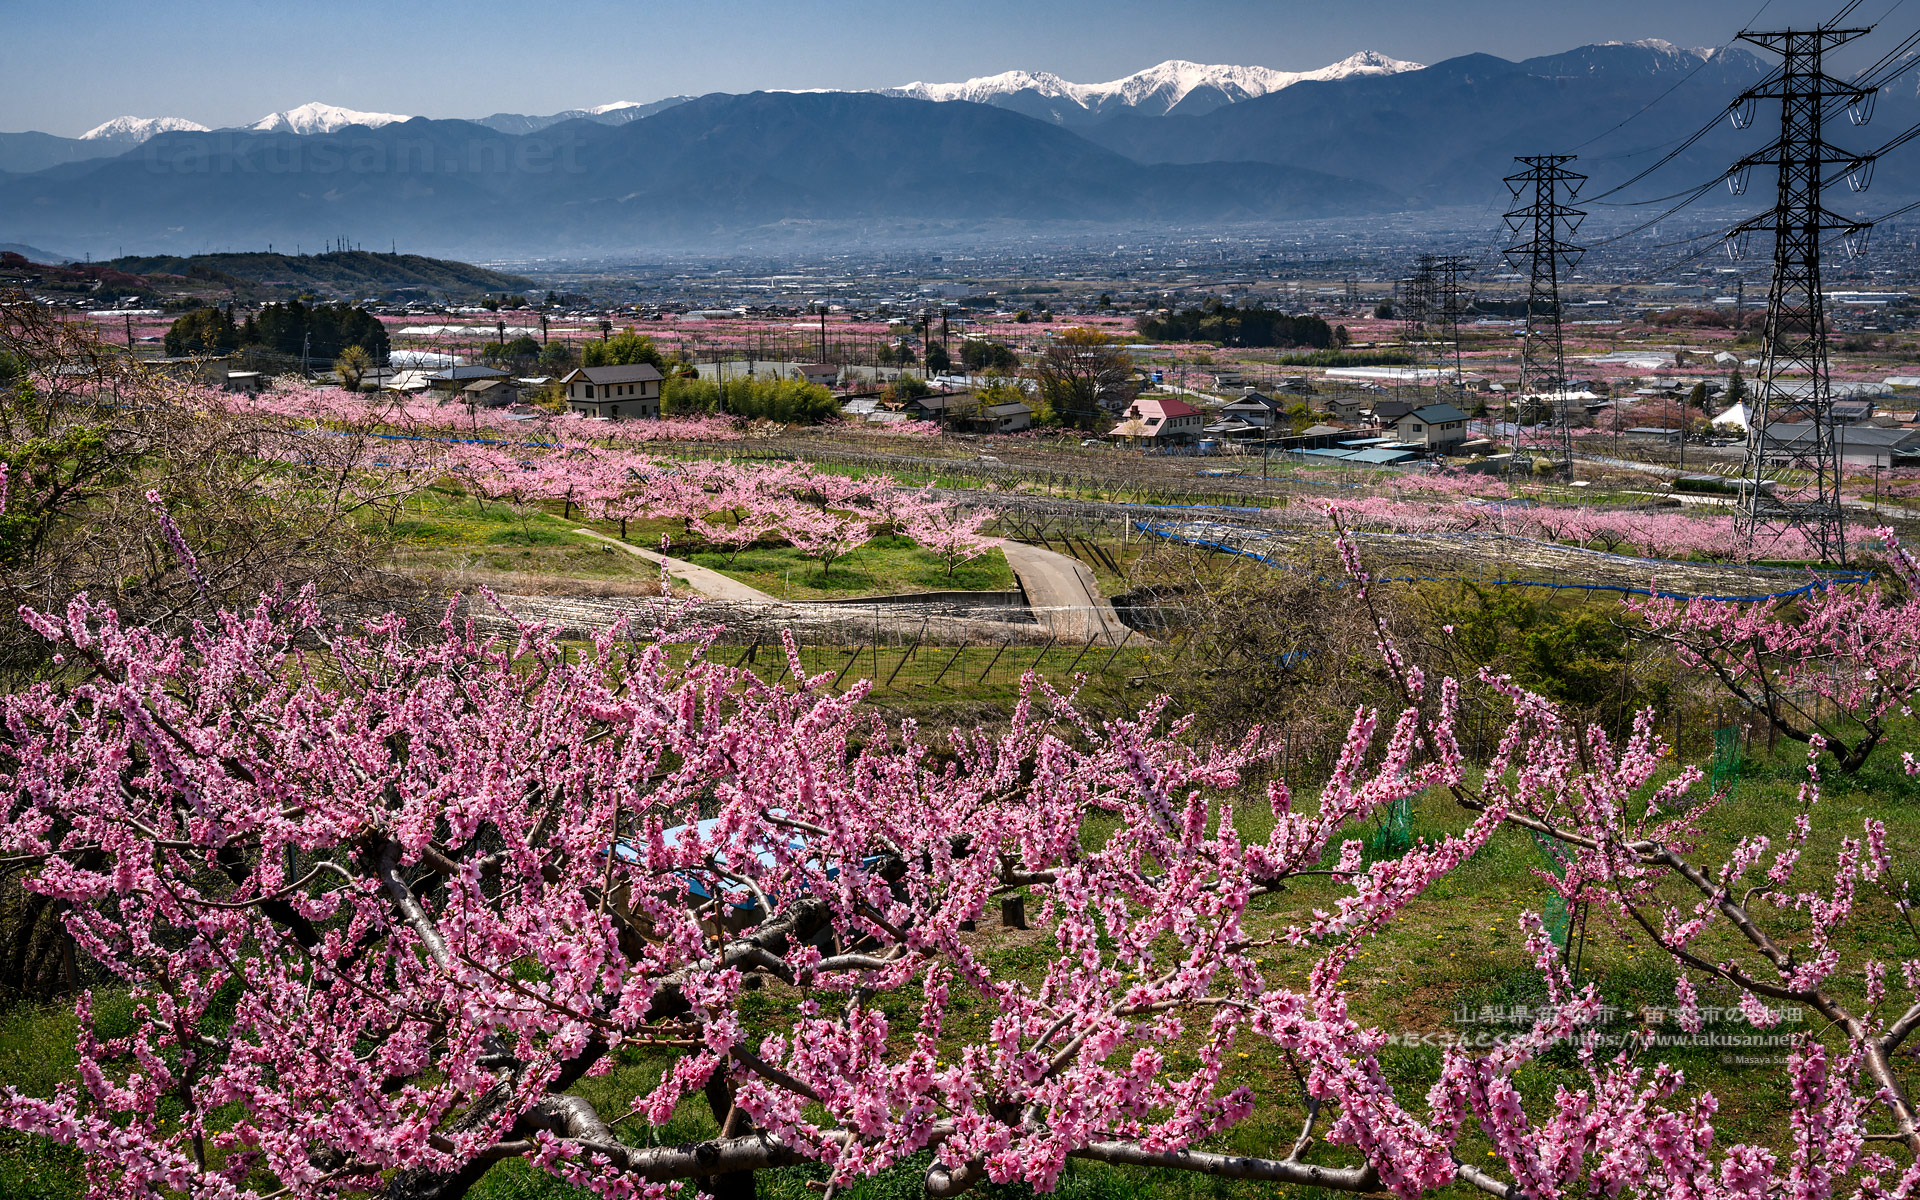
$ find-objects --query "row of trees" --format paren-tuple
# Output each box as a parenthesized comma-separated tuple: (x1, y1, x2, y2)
(164, 300, 390, 361)
(6, 509, 1920, 1198)
(660, 374, 839, 423)
(475, 329, 666, 376)
(1136, 300, 1336, 349)
(14, 307, 1920, 1198)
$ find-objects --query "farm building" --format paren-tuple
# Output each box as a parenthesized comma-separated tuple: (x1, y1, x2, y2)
(561, 364, 663, 419)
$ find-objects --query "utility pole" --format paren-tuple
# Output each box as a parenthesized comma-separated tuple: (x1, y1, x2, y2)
(302, 330, 311, 378)
(1728, 21, 1875, 565)
(1504, 155, 1586, 476)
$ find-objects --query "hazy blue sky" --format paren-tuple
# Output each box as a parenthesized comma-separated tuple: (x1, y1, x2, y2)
(0, 0, 1895, 135)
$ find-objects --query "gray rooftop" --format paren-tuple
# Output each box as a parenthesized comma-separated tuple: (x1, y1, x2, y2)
(1763, 422, 1920, 448)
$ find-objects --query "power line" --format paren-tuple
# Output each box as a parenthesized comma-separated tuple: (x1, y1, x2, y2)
(1568, 0, 1778, 153)
(1732, 21, 1875, 565)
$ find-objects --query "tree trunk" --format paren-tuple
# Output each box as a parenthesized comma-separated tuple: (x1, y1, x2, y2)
(700, 1065, 757, 1200)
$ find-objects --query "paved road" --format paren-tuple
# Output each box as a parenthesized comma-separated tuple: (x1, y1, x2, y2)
(575, 528, 1144, 647)
(573, 529, 776, 601)
(1000, 541, 1142, 646)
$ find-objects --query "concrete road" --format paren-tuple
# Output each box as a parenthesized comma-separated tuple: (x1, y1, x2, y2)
(574, 529, 776, 601)
(577, 527, 1144, 647)
(1000, 541, 1143, 646)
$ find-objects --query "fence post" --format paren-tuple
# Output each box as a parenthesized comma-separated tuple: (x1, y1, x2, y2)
(831, 643, 863, 692)
(1026, 632, 1058, 679)
(1065, 631, 1100, 676)
(978, 636, 1013, 684)
(929, 642, 967, 690)
(886, 619, 929, 689)
(1097, 627, 1136, 675)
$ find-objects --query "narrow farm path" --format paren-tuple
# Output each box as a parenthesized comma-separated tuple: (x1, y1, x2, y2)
(1000, 541, 1142, 646)
(573, 527, 776, 602)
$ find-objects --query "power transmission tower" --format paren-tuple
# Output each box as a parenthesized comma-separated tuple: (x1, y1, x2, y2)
(1504, 155, 1586, 474)
(1433, 255, 1475, 390)
(1400, 254, 1437, 341)
(1727, 22, 1876, 565)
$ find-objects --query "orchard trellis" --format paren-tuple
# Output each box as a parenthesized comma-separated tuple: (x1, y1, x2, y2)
(5, 520, 1920, 1199)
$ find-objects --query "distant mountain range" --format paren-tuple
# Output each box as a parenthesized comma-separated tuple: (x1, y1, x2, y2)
(5, 40, 1917, 256)
(0, 51, 1412, 168)
(471, 98, 696, 135)
(0, 91, 1398, 256)
(1073, 41, 1809, 203)
(246, 103, 411, 135)
(879, 52, 1423, 123)
(0, 241, 71, 263)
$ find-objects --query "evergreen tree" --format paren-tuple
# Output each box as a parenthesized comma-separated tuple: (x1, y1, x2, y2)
(162, 306, 239, 356)
(244, 300, 389, 362)
(581, 330, 663, 370)
(1135, 300, 1334, 349)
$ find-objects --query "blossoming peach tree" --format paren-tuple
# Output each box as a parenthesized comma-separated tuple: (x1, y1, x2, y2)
(0, 528, 1916, 1199)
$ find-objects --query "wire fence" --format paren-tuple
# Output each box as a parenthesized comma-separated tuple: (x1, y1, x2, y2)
(481, 593, 1176, 695)
(1128, 517, 1876, 601)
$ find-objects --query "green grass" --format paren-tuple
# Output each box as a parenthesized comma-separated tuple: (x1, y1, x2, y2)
(687, 534, 1014, 600)
(386, 489, 1022, 601)
(0, 995, 141, 1200)
(683, 640, 1152, 712)
(382, 489, 668, 588)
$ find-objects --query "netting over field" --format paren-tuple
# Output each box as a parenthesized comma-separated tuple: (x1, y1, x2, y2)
(477, 593, 1163, 698)
(1132, 518, 1873, 601)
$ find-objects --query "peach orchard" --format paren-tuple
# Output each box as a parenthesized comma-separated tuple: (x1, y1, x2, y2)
(4, 375, 1920, 1199)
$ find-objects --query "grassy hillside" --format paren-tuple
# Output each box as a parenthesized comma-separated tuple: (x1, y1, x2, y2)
(102, 249, 535, 296)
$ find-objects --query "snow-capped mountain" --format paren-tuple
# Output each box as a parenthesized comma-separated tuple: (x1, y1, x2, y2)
(244, 102, 411, 135)
(79, 115, 211, 145)
(882, 52, 1423, 122)
(471, 97, 692, 136)
(1519, 39, 1736, 78)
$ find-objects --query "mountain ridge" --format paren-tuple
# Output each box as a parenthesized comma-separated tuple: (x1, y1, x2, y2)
(880, 52, 1424, 120)
(0, 91, 1400, 256)
(10, 39, 1916, 254)
(80, 116, 211, 145)
(245, 102, 412, 134)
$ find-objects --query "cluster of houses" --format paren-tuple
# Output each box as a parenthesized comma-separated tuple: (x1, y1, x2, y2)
(363, 361, 667, 419)
(886, 392, 1036, 433)
(1076, 387, 1472, 463)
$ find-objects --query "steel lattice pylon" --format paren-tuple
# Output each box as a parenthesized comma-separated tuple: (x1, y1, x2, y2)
(1504, 156, 1586, 473)
(1401, 254, 1437, 340)
(1401, 253, 1473, 402)
(1729, 24, 1875, 565)
(1433, 254, 1475, 392)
